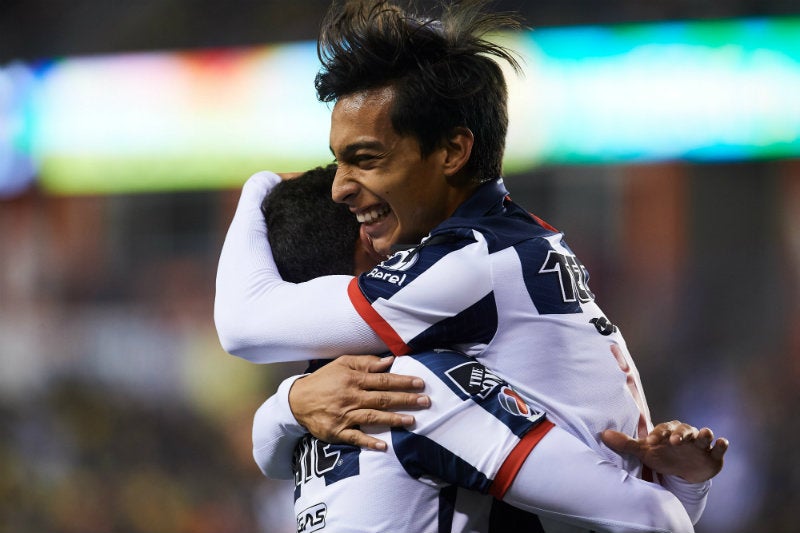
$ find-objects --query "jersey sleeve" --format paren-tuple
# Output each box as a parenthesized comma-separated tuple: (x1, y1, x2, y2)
(658, 474, 711, 525)
(214, 171, 386, 363)
(348, 230, 498, 356)
(504, 427, 697, 533)
(252, 374, 308, 479)
(388, 351, 553, 495)
(389, 352, 703, 532)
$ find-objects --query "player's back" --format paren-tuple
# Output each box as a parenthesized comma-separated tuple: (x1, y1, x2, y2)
(290, 350, 551, 533)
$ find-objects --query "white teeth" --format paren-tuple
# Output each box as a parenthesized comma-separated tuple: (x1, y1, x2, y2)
(356, 205, 390, 224)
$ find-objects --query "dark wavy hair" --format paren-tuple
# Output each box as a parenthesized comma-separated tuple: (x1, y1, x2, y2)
(315, 0, 522, 184)
(261, 164, 360, 282)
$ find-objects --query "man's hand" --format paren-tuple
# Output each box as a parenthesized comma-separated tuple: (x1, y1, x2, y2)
(601, 421, 729, 483)
(288, 355, 430, 451)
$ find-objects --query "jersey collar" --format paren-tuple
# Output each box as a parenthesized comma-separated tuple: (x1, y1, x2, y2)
(389, 178, 507, 253)
(451, 178, 508, 218)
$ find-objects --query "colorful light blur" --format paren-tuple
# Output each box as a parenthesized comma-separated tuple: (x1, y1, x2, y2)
(0, 17, 798, 196)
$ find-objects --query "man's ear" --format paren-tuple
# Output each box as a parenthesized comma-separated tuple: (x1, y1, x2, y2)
(441, 127, 474, 178)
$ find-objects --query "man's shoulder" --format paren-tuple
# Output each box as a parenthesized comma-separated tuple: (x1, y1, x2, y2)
(434, 207, 560, 254)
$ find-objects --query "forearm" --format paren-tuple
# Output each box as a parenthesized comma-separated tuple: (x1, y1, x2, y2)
(503, 426, 695, 533)
(214, 171, 386, 363)
(252, 375, 307, 479)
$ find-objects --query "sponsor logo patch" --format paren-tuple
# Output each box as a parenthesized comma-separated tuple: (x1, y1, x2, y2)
(365, 268, 408, 287)
(380, 247, 420, 272)
(498, 387, 530, 416)
(590, 316, 617, 336)
(445, 361, 504, 399)
(297, 502, 327, 532)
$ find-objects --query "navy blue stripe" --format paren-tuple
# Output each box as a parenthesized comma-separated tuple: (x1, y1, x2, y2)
(407, 291, 497, 353)
(392, 428, 493, 494)
(438, 485, 458, 533)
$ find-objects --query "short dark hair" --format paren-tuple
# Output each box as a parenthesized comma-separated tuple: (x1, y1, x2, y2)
(261, 164, 359, 282)
(315, 0, 521, 184)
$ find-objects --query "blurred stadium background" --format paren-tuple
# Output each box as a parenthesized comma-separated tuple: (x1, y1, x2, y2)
(1, 1, 798, 531)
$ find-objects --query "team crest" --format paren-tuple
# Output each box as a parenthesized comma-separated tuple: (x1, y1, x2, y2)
(445, 361, 503, 399)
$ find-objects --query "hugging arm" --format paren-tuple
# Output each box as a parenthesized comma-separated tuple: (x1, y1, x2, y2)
(253, 355, 430, 477)
(253, 353, 722, 532)
(214, 172, 386, 363)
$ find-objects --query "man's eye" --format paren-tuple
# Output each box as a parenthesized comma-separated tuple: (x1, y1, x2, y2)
(354, 155, 377, 166)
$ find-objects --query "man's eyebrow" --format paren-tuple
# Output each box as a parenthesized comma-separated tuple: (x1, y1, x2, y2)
(330, 141, 385, 160)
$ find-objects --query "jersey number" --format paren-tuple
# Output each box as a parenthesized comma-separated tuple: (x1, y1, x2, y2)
(538, 250, 594, 303)
(294, 436, 341, 486)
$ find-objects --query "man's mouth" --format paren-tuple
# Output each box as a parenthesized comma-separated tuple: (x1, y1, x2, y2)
(356, 205, 391, 224)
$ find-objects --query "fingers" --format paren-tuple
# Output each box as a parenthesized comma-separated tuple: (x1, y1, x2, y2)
(693, 427, 715, 449)
(348, 408, 416, 428)
(354, 390, 431, 410)
(336, 407, 424, 451)
(600, 429, 641, 457)
(366, 355, 395, 373)
(338, 428, 389, 451)
(293, 355, 431, 450)
(668, 422, 699, 445)
(339, 354, 426, 392)
(647, 420, 679, 444)
(710, 437, 729, 460)
(359, 372, 427, 394)
(648, 420, 705, 446)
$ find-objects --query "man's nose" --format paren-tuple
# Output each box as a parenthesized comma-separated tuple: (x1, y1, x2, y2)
(332, 167, 358, 204)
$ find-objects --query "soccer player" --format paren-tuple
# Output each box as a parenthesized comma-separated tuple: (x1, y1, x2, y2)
(214, 0, 726, 528)
(250, 166, 724, 532)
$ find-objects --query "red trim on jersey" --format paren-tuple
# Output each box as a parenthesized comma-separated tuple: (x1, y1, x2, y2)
(347, 277, 411, 355)
(489, 419, 555, 499)
(529, 212, 559, 233)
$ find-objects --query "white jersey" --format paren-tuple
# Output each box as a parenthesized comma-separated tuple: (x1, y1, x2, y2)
(255, 352, 704, 533)
(218, 172, 708, 531)
(254, 352, 703, 533)
(276, 351, 550, 533)
(347, 178, 651, 473)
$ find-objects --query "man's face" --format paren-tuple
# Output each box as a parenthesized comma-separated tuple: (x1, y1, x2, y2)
(329, 86, 469, 257)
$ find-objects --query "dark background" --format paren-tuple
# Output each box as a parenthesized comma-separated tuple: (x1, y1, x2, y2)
(2, 0, 798, 62)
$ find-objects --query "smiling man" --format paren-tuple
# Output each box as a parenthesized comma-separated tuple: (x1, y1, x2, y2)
(214, 1, 726, 530)
(329, 86, 479, 258)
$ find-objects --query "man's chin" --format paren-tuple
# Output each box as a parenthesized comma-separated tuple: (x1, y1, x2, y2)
(359, 225, 391, 262)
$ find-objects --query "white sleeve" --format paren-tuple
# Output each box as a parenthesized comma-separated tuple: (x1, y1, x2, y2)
(658, 474, 711, 525)
(252, 375, 307, 479)
(504, 426, 695, 533)
(213, 171, 386, 363)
